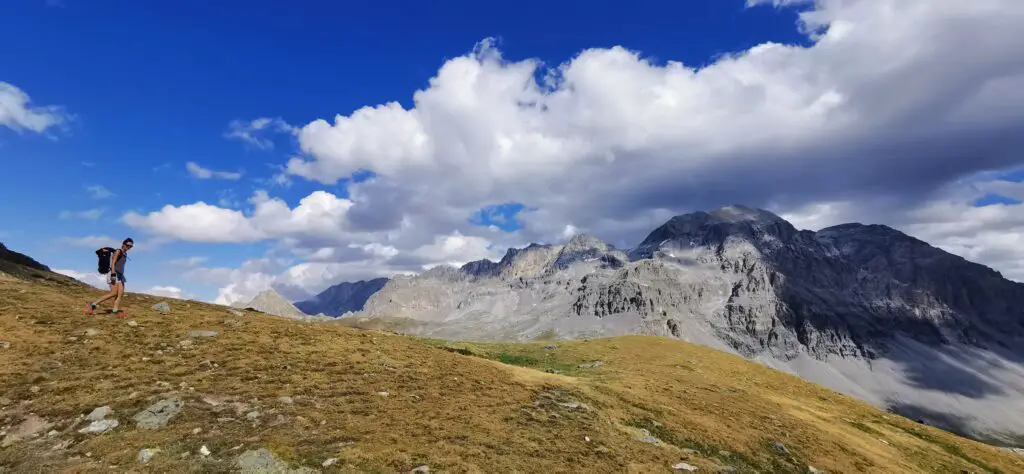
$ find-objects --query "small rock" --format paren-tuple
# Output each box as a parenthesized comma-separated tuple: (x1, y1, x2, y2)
(635, 428, 661, 444)
(152, 302, 171, 313)
(224, 319, 244, 328)
(578, 360, 604, 369)
(179, 340, 193, 348)
(67, 337, 78, 342)
(137, 448, 159, 464)
(808, 467, 824, 474)
(29, 386, 40, 394)
(187, 330, 218, 338)
(236, 448, 318, 473)
(200, 445, 211, 456)
(127, 320, 139, 327)
(585, 436, 591, 442)
(47, 430, 59, 437)
(87, 406, 112, 422)
(84, 328, 101, 337)
(192, 427, 203, 435)
(78, 419, 119, 434)
(278, 396, 294, 405)
(323, 458, 338, 467)
(228, 309, 245, 317)
(2, 415, 53, 447)
(543, 344, 558, 350)
(133, 397, 184, 430)
(673, 462, 698, 472)
(559, 402, 589, 410)
(771, 440, 790, 455)
(0, 341, 10, 349)
(411, 465, 430, 473)
(377, 392, 389, 397)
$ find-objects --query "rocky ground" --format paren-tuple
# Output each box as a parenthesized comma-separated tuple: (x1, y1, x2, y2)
(2, 272, 1023, 473)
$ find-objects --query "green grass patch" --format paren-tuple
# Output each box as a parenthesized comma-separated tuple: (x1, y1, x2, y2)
(890, 425, 1003, 474)
(415, 339, 586, 376)
(498, 352, 539, 366)
(846, 420, 882, 436)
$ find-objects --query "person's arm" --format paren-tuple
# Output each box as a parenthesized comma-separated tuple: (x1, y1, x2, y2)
(110, 249, 120, 273)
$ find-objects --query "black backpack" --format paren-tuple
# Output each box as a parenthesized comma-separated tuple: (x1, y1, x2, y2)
(96, 247, 116, 274)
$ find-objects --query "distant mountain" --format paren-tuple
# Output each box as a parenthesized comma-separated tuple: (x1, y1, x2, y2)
(294, 277, 389, 317)
(354, 205, 1024, 446)
(233, 289, 308, 320)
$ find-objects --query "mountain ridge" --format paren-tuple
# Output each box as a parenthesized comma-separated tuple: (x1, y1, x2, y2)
(294, 277, 389, 317)
(350, 205, 1024, 446)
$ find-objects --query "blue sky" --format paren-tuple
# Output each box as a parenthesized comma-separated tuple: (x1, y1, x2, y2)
(0, 0, 807, 300)
(3, 0, 1024, 301)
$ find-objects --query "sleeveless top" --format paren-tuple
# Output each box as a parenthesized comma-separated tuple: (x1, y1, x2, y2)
(114, 250, 127, 275)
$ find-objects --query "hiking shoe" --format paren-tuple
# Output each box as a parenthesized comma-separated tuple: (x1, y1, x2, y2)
(111, 309, 128, 317)
(83, 303, 96, 315)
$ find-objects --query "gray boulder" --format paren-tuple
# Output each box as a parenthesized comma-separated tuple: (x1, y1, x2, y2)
(133, 397, 183, 430)
(187, 330, 219, 338)
(235, 448, 319, 473)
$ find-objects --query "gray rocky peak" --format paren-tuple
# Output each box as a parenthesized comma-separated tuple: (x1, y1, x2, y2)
(548, 234, 620, 272)
(233, 289, 308, 320)
(497, 243, 563, 280)
(629, 205, 799, 260)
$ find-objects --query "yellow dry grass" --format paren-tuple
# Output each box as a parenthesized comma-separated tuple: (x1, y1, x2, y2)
(1, 273, 1023, 473)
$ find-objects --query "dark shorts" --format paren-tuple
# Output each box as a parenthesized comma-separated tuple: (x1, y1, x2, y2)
(107, 272, 126, 285)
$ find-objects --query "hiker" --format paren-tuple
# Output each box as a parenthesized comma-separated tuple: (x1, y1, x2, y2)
(85, 237, 133, 315)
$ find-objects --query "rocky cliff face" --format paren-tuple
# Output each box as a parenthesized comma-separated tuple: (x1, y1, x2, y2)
(294, 277, 389, 317)
(356, 205, 1024, 445)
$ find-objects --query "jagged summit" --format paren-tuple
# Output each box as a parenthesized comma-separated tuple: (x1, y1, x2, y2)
(629, 205, 800, 260)
(548, 234, 625, 272)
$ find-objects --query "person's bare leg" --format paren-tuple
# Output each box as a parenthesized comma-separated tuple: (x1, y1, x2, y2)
(88, 283, 117, 312)
(111, 281, 124, 313)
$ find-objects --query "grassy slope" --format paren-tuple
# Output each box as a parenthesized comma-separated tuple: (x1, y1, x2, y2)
(1, 273, 1023, 473)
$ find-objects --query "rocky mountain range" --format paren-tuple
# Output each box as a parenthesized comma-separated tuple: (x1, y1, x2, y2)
(350, 205, 1024, 446)
(294, 277, 389, 317)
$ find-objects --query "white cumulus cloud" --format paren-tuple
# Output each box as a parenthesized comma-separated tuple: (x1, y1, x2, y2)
(125, 0, 1024, 295)
(54, 269, 107, 290)
(142, 285, 186, 299)
(0, 82, 69, 134)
